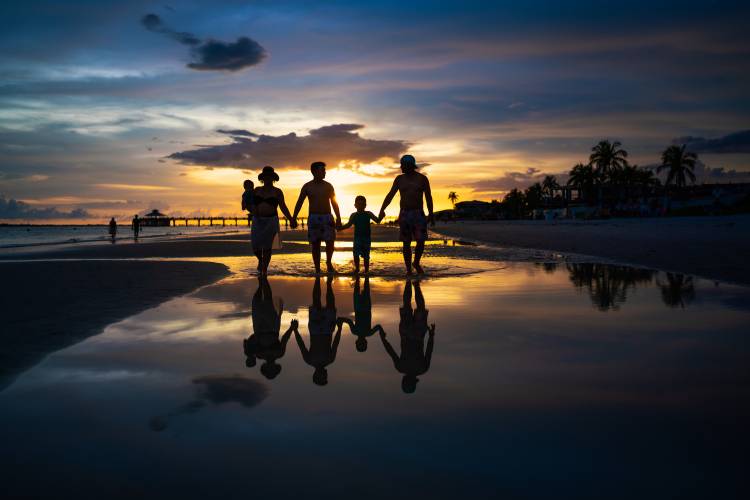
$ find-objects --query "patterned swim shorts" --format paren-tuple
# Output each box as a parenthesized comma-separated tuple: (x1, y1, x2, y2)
(308, 213, 336, 243)
(399, 209, 428, 242)
(353, 238, 371, 259)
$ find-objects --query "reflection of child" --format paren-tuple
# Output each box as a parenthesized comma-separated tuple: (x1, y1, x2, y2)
(338, 195, 381, 274)
(337, 276, 383, 352)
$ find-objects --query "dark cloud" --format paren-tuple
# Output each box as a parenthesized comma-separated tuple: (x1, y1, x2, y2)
(675, 130, 750, 154)
(140, 13, 200, 46)
(168, 123, 410, 172)
(188, 37, 266, 71)
(217, 129, 257, 137)
(693, 161, 750, 183)
(192, 375, 268, 408)
(141, 13, 266, 72)
(463, 167, 566, 195)
(0, 196, 90, 219)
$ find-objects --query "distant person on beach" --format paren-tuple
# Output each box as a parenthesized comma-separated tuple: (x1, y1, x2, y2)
(378, 155, 434, 275)
(131, 214, 141, 240)
(241, 179, 254, 222)
(108, 217, 117, 242)
(337, 195, 381, 275)
(379, 280, 435, 393)
(337, 276, 383, 352)
(243, 277, 296, 379)
(292, 161, 342, 274)
(295, 276, 341, 386)
(252, 166, 294, 275)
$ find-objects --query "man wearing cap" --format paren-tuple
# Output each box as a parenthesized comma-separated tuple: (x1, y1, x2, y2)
(292, 161, 342, 274)
(378, 154, 434, 274)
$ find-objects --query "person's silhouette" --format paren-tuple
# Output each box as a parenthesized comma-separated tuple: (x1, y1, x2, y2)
(243, 277, 295, 379)
(295, 276, 341, 385)
(108, 217, 117, 243)
(131, 214, 141, 240)
(337, 276, 383, 352)
(379, 280, 435, 393)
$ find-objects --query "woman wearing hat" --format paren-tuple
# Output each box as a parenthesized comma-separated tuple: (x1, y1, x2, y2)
(251, 166, 294, 275)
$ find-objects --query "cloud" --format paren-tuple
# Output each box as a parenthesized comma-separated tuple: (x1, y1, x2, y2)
(675, 130, 750, 154)
(462, 167, 566, 195)
(141, 13, 266, 72)
(692, 161, 750, 183)
(140, 13, 200, 46)
(0, 196, 90, 219)
(168, 123, 410, 172)
(217, 129, 257, 137)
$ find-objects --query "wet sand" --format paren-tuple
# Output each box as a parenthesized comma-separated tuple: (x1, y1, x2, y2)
(0, 260, 229, 391)
(433, 215, 750, 285)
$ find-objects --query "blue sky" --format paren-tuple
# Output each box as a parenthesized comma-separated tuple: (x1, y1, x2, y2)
(1, 0, 749, 220)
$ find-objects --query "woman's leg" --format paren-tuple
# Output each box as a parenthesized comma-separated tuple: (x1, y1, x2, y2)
(263, 249, 272, 275)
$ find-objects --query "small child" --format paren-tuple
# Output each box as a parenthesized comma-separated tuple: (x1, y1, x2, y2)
(241, 179, 254, 218)
(338, 195, 381, 274)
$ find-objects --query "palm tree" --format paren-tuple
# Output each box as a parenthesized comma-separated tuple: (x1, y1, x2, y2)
(502, 188, 525, 219)
(541, 175, 559, 199)
(567, 163, 597, 203)
(589, 140, 629, 182)
(657, 144, 697, 189)
(657, 273, 695, 308)
(448, 191, 459, 208)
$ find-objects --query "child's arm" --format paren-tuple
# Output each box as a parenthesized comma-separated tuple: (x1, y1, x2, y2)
(368, 211, 381, 224)
(338, 213, 355, 231)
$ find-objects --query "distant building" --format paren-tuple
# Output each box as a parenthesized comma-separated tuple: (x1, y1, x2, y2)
(142, 209, 171, 227)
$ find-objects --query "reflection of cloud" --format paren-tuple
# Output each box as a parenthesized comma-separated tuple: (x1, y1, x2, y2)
(168, 123, 409, 171)
(150, 375, 268, 432)
(0, 196, 91, 219)
(676, 130, 750, 154)
(141, 13, 266, 72)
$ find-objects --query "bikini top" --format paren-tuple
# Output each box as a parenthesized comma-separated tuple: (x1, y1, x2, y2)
(253, 193, 279, 209)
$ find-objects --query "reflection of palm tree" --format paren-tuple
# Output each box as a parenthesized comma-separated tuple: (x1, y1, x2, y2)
(657, 273, 695, 308)
(658, 144, 697, 189)
(589, 140, 629, 182)
(379, 280, 435, 394)
(448, 191, 459, 208)
(566, 263, 655, 311)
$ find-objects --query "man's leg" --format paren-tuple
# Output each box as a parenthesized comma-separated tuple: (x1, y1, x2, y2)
(312, 241, 322, 273)
(325, 275, 335, 309)
(414, 280, 425, 311)
(312, 276, 322, 309)
(363, 256, 369, 274)
(413, 241, 425, 274)
(403, 279, 412, 308)
(325, 240, 335, 273)
(353, 254, 360, 274)
(402, 241, 413, 274)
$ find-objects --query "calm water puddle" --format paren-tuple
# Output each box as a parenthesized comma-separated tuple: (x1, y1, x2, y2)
(1, 259, 749, 499)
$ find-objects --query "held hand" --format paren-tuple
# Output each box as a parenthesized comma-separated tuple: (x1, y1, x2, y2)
(429, 323, 436, 336)
(378, 210, 385, 221)
(290, 218, 298, 229)
(290, 319, 299, 330)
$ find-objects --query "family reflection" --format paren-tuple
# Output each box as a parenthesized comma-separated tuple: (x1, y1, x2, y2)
(243, 276, 436, 392)
(243, 277, 295, 379)
(379, 280, 435, 394)
(295, 276, 341, 386)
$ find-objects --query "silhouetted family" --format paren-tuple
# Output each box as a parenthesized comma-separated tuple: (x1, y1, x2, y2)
(242, 154, 435, 276)
(243, 276, 436, 393)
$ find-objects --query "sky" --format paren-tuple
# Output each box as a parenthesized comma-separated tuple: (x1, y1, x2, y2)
(1, 0, 750, 222)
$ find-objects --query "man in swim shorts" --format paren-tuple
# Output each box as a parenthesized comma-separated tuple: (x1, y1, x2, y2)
(292, 161, 342, 274)
(378, 155, 435, 275)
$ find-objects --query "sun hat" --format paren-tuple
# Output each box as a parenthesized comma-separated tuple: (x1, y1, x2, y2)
(258, 165, 279, 181)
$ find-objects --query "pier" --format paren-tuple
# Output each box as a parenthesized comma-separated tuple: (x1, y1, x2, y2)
(141, 216, 308, 228)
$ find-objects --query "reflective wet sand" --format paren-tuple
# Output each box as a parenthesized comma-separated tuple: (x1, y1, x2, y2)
(1, 251, 748, 499)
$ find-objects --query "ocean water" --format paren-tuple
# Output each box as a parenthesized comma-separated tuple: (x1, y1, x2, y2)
(1, 252, 748, 499)
(0, 224, 249, 248)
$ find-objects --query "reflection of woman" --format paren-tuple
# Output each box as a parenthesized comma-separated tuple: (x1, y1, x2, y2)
(379, 280, 435, 393)
(252, 166, 294, 275)
(243, 277, 295, 379)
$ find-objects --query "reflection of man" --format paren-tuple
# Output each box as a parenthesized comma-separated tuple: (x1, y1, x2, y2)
(379, 280, 435, 393)
(378, 155, 434, 275)
(292, 161, 342, 274)
(243, 277, 295, 379)
(337, 276, 383, 352)
(295, 276, 341, 386)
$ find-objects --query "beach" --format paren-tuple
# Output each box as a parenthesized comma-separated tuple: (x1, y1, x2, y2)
(433, 214, 750, 285)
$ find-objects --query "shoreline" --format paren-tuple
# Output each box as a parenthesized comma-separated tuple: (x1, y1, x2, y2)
(1, 260, 230, 392)
(432, 214, 750, 285)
